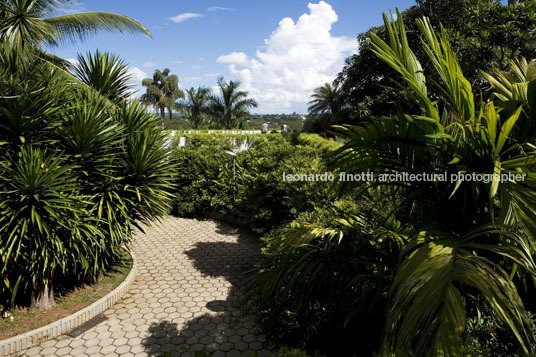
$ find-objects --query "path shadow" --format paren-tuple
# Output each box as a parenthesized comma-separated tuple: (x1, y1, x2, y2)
(142, 220, 268, 357)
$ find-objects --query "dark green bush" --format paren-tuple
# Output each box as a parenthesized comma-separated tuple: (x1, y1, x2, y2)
(170, 133, 339, 233)
(0, 50, 175, 309)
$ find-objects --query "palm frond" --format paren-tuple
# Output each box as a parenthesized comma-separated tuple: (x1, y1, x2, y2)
(45, 11, 151, 45)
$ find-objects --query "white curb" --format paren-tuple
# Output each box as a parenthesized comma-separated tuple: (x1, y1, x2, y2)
(0, 251, 137, 357)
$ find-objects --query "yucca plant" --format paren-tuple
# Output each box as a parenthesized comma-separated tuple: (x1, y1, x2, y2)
(0, 148, 101, 309)
(327, 9, 536, 355)
(73, 50, 133, 104)
(0, 35, 176, 309)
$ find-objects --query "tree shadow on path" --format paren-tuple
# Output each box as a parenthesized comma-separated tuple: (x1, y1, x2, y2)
(142, 220, 270, 357)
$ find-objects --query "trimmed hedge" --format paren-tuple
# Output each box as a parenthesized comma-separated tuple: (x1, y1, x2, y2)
(171, 133, 340, 233)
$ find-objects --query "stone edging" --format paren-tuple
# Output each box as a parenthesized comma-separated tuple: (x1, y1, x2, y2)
(0, 251, 137, 357)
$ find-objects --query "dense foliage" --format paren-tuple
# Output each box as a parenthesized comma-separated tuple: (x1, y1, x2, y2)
(247, 7, 536, 357)
(0, 40, 174, 310)
(170, 133, 340, 233)
(303, 0, 536, 133)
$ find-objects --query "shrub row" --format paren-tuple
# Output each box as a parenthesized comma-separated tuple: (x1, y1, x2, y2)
(170, 133, 341, 233)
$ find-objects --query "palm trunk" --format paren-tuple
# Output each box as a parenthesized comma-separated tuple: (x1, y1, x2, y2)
(30, 275, 56, 311)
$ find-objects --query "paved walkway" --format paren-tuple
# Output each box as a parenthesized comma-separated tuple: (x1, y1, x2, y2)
(20, 217, 270, 357)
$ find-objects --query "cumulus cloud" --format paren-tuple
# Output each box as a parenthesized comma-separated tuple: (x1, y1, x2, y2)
(207, 6, 235, 11)
(66, 58, 79, 67)
(127, 67, 147, 97)
(142, 61, 155, 68)
(217, 52, 251, 67)
(217, 1, 356, 113)
(169, 13, 203, 23)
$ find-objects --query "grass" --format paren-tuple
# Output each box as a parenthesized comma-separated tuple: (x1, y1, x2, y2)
(0, 251, 133, 340)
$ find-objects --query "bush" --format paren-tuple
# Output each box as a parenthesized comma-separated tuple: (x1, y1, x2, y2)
(171, 133, 339, 233)
(245, 190, 407, 356)
(0, 50, 175, 309)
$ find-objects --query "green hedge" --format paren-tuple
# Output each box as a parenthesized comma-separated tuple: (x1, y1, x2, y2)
(171, 133, 340, 233)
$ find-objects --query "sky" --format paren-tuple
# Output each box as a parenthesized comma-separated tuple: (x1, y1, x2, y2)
(50, 0, 418, 114)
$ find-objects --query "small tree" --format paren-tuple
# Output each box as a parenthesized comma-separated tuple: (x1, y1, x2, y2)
(142, 68, 184, 120)
(208, 77, 257, 129)
(178, 87, 210, 129)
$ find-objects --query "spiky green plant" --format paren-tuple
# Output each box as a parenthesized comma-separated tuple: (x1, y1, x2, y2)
(328, 9, 536, 355)
(73, 50, 133, 103)
(0, 38, 175, 310)
(0, 147, 102, 309)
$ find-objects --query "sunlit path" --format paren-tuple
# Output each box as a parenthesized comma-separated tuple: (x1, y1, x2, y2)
(21, 217, 269, 357)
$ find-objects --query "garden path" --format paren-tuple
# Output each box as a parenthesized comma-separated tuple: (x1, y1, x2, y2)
(20, 216, 270, 357)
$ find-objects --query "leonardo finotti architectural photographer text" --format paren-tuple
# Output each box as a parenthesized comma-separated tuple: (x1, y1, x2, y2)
(282, 172, 527, 184)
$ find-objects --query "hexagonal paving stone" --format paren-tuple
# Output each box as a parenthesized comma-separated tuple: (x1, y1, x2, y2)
(17, 217, 269, 356)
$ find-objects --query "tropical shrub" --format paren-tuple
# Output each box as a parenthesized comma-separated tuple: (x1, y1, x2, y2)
(246, 191, 406, 355)
(247, 9, 536, 357)
(170, 133, 339, 233)
(0, 46, 175, 310)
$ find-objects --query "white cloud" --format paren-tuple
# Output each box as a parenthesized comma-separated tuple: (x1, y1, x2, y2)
(184, 73, 221, 83)
(217, 52, 251, 67)
(217, 1, 356, 113)
(127, 67, 147, 97)
(184, 76, 203, 82)
(66, 58, 79, 67)
(169, 13, 203, 23)
(192, 65, 201, 70)
(207, 7, 235, 11)
(59, 1, 85, 14)
(142, 61, 155, 68)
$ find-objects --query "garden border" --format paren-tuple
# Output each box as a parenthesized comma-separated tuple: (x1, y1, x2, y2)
(0, 250, 137, 357)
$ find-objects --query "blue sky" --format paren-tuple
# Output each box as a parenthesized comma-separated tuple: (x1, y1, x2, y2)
(51, 0, 420, 113)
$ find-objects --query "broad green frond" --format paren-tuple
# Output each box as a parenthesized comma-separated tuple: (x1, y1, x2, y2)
(45, 12, 151, 45)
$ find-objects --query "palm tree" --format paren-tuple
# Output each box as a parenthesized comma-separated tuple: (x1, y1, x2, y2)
(208, 76, 257, 129)
(328, 9, 536, 355)
(73, 50, 132, 103)
(306, 82, 346, 133)
(141, 68, 184, 121)
(307, 82, 343, 116)
(179, 86, 210, 129)
(0, 0, 150, 55)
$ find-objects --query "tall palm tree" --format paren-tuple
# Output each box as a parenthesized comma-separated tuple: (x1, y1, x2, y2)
(178, 86, 210, 129)
(73, 50, 132, 104)
(141, 68, 184, 121)
(307, 82, 343, 116)
(208, 76, 257, 129)
(0, 0, 151, 55)
(307, 82, 346, 133)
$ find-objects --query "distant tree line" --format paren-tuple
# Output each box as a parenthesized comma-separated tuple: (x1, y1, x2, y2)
(141, 70, 257, 129)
